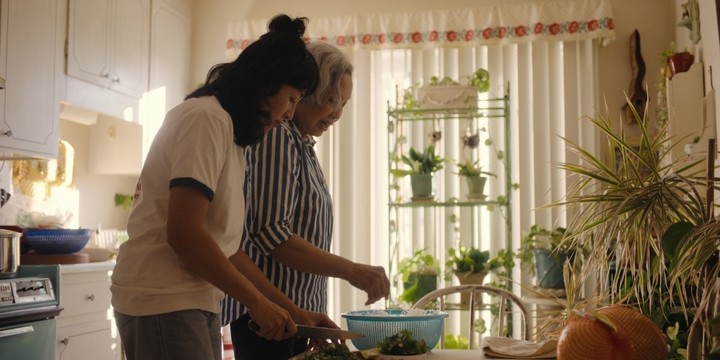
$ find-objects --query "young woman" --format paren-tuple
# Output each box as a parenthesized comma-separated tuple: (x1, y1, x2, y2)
(110, 15, 335, 360)
(222, 41, 390, 360)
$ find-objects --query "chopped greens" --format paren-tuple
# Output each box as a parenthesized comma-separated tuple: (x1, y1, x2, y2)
(304, 344, 358, 360)
(377, 330, 429, 355)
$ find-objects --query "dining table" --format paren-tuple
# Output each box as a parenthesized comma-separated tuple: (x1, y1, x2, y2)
(427, 349, 555, 359)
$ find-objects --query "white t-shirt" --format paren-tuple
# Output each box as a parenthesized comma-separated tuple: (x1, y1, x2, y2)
(111, 96, 246, 316)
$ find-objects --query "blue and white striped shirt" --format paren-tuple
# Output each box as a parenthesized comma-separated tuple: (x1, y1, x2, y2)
(221, 121, 333, 325)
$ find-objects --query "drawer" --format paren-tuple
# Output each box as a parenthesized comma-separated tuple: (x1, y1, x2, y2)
(59, 280, 112, 317)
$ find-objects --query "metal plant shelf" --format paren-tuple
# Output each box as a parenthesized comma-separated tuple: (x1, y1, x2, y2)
(387, 106, 507, 122)
(388, 199, 505, 208)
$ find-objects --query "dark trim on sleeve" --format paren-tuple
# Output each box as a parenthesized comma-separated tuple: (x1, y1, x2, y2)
(169, 177, 215, 201)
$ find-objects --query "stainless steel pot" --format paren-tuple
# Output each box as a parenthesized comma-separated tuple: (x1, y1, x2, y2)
(0, 229, 21, 278)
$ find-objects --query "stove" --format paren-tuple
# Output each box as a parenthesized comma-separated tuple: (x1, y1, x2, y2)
(0, 265, 62, 360)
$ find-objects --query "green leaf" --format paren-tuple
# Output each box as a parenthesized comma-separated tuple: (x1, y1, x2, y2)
(661, 221, 694, 260)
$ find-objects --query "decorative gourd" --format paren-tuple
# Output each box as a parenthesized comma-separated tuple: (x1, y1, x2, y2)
(557, 311, 634, 360)
(557, 306, 667, 360)
(596, 306, 667, 360)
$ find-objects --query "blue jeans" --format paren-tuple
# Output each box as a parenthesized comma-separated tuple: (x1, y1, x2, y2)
(115, 309, 221, 360)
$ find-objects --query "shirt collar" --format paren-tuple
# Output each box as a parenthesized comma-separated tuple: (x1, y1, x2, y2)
(287, 121, 316, 146)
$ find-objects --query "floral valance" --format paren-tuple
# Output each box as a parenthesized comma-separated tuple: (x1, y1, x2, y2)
(226, 0, 614, 60)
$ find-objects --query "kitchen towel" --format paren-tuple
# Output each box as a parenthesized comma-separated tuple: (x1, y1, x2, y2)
(481, 336, 557, 359)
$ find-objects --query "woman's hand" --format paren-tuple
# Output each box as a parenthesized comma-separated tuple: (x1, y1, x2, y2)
(245, 297, 297, 341)
(348, 264, 390, 305)
(292, 310, 341, 350)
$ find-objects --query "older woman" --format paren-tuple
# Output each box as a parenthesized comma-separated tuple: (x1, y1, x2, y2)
(222, 41, 390, 360)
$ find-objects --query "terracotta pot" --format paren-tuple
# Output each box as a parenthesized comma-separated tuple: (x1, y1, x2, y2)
(667, 52, 694, 79)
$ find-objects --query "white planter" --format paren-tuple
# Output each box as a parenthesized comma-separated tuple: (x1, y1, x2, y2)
(415, 85, 478, 109)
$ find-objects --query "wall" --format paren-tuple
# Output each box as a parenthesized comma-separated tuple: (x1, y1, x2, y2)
(191, 0, 676, 131)
(59, 120, 137, 230)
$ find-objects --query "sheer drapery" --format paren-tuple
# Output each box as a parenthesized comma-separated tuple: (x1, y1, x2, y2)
(227, 1, 612, 334)
(322, 42, 601, 338)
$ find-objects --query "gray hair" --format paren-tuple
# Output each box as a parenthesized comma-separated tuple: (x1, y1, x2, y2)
(303, 42, 353, 108)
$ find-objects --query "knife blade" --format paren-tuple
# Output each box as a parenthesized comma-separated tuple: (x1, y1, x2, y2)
(295, 325, 364, 340)
(248, 319, 363, 340)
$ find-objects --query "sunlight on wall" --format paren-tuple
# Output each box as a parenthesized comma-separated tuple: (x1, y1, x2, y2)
(140, 86, 168, 162)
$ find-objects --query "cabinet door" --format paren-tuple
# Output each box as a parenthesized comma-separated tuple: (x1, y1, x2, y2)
(146, 0, 190, 153)
(111, 0, 150, 97)
(0, 0, 64, 159)
(57, 326, 116, 360)
(66, 0, 149, 98)
(66, 0, 111, 87)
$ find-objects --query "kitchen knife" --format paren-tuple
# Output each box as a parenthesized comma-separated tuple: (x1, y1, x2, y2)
(248, 319, 363, 340)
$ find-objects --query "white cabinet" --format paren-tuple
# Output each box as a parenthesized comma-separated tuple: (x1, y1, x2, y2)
(144, 0, 191, 157)
(67, 0, 150, 98)
(0, 0, 65, 159)
(57, 262, 121, 360)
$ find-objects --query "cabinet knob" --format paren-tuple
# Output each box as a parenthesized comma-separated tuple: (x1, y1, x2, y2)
(86, 294, 95, 301)
(1, 129, 11, 138)
(60, 337, 69, 346)
(100, 72, 110, 79)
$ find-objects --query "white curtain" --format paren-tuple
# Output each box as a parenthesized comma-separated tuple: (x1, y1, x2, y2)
(228, 0, 613, 334)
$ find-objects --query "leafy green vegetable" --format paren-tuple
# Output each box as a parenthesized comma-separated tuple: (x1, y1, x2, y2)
(304, 344, 357, 360)
(378, 330, 429, 355)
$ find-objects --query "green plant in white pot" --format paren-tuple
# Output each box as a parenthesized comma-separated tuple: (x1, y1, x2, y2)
(456, 159, 496, 200)
(391, 144, 445, 200)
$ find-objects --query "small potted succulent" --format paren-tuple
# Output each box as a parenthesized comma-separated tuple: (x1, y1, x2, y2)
(391, 145, 445, 200)
(456, 159, 496, 200)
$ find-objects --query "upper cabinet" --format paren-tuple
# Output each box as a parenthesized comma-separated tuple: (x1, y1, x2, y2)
(0, 0, 66, 159)
(145, 0, 191, 149)
(67, 0, 150, 98)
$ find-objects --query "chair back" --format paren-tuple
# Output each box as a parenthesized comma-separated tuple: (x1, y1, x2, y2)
(411, 284, 531, 349)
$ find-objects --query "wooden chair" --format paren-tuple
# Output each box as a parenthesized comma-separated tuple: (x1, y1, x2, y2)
(411, 284, 531, 349)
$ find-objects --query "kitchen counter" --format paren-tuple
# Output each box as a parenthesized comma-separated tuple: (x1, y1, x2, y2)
(58, 260, 115, 274)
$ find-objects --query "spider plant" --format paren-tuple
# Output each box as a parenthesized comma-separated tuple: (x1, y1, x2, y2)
(550, 96, 712, 350)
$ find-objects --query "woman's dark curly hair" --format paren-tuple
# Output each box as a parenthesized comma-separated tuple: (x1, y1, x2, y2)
(187, 14, 319, 146)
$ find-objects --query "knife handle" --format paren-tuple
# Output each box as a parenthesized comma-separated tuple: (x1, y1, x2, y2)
(247, 319, 261, 333)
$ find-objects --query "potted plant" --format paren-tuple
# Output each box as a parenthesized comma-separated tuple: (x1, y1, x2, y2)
(397, 249, 441, 305)
(412, 68, 490, 110)
(517, 225, 582, 290)
(445, 244, 512, 305)
(391, 144, 445, 200)
(445, 243, 492, 285)
(456, 159, 496, 200)
(550, 97, 709, 356)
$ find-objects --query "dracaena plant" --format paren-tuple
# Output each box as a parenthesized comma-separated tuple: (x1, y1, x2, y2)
(549, 96, 715, 356)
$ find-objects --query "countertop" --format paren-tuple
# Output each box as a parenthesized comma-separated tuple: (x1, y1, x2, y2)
(58, 260, 115, 273)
